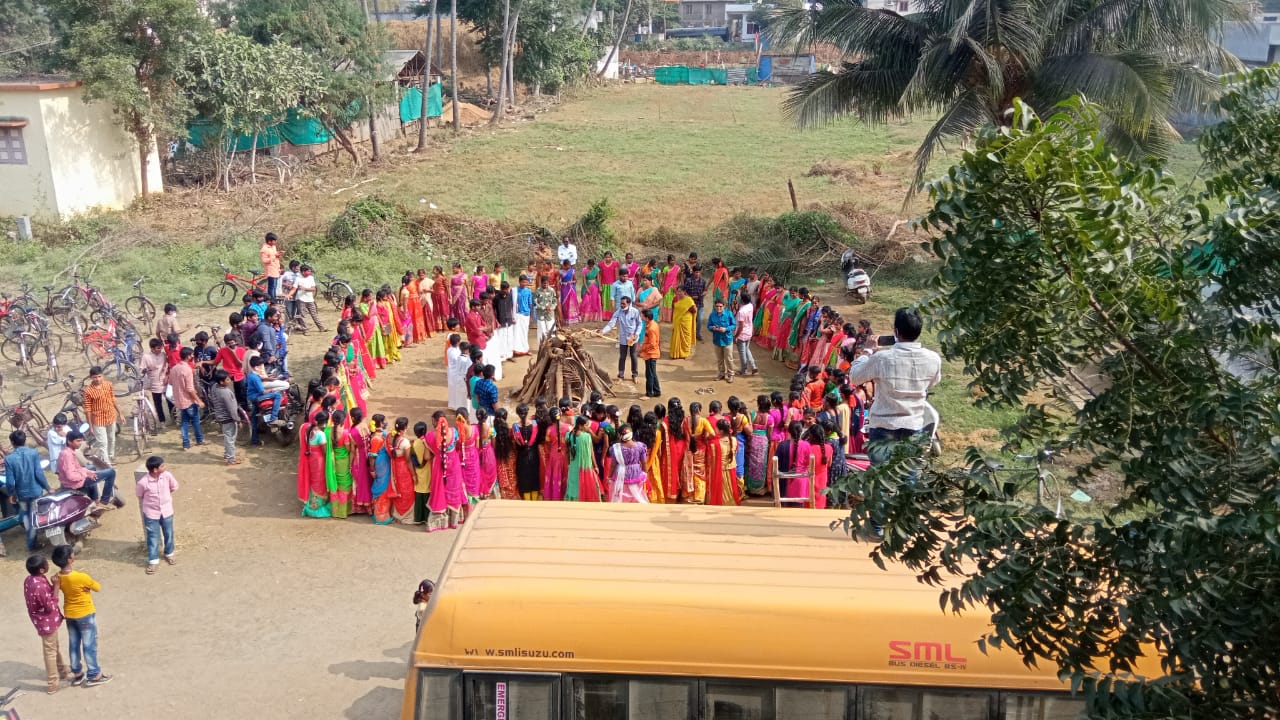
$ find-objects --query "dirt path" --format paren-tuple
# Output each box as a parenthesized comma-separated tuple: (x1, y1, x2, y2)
(0, 288, 886, 717)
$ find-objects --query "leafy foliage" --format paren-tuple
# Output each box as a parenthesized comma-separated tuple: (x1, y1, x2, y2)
(179, 33, 328, 186)
(45, 0, 212, 194)
(326, 196, 409, 249)
(723, 210, 855, 283)
(838, 75, 1280, 717)
(0, 0, 58, 77)
(222, 0, 389, 158)
(765, 0, 1250, 192)
(562, 197, 618, 255)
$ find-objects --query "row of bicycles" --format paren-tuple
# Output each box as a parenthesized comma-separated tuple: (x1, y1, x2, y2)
(0, 271, 152, 387)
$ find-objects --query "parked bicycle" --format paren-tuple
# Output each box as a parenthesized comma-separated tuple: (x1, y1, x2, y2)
(318, 272, 355, 310)
(127, 385, 160, 458)
(81, 316, 142, 395)
(124, 275, 157, 334)
(208, 261, 267, 307)
(0, 311, 61, 383)
(3, 388, 50, 449)
(53, 270, 112, 313)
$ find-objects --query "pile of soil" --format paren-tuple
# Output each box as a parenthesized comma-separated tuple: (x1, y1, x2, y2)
(440, 101, 492, 127)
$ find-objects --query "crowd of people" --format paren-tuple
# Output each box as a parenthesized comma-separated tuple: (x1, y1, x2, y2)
(287, 236, 943, 533)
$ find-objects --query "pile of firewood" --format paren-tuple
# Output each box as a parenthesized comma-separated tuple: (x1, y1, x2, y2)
(513, 330, 614, 403)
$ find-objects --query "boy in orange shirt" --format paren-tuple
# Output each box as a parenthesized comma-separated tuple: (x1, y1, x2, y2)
(639, 316, 662, 398)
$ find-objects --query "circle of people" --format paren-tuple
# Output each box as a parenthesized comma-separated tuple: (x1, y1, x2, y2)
(293, 241, 891, 532)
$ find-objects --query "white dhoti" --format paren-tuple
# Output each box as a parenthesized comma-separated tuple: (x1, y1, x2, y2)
(514, 313, 531, 354)
(537, 317, 556, 346)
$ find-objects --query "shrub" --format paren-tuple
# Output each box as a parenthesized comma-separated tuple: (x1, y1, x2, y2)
(326, 196, 407, 249)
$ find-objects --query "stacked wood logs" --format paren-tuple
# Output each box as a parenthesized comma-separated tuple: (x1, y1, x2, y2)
(513, 330, 614, 403)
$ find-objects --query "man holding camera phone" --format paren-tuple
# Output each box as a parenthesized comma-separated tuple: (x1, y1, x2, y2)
(847, 307, 942, 465)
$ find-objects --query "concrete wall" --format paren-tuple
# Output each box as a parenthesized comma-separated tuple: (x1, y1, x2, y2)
(0, 82, 163, 220)
(0, 86, 58, 218)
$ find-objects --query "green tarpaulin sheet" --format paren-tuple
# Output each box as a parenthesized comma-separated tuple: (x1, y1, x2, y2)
(400, 83, 444, 122)
(188, 108, 331, 151)
(654, 66, 689, 85)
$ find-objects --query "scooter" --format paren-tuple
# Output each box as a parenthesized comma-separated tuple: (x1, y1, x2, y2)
(841, 249, 872, 304)
(251, 381, 302, 446)
(31, 487, 106, 551)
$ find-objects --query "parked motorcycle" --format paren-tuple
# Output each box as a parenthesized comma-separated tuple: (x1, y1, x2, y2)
(251, 381, 302, 446)
(31, 488, 106, 550)
(840, 249, 872, 304)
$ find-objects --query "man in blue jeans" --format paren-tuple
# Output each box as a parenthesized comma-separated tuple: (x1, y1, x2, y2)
(58, 431, 122, 509)
(4, 430, 50, 550)
(847, 308, 942, 536)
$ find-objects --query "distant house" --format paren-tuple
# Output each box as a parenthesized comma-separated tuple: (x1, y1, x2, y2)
(677, 0, 761, 41)
(0, 79, 162, 220)
(1221, 2, 1280, 66)
(862, 0, 927, 11)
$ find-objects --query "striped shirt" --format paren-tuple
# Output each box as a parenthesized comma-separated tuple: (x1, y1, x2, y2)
(82, 380, 118, 426)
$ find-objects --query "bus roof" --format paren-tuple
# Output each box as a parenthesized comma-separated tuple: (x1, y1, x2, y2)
(414, 501, 1074, 690)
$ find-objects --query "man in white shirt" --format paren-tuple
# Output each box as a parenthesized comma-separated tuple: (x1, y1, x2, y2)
(293, 265, 326, 333)
(557, 238, 578, 267)
(734, 291, 758, 375)
(847, 307, 942, 463)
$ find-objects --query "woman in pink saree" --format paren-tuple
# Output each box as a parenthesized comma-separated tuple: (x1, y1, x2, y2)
(425, 412, 465, 531)
(449, 263, 469, 321)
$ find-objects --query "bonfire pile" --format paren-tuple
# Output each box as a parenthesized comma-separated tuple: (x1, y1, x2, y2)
(513, 330, 614, 403)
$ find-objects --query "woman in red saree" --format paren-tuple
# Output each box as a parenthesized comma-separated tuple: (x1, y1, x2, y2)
(492, 408, 519, 499)
(705, 419, 740, 506)
(538, 407, 568, 500)
(710, 258, 730, 306)
(430, 266, 451, 331)
(389, 417, 416, 523)
(661, 400, 691, 501)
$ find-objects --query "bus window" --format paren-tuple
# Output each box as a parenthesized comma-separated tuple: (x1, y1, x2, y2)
(569, 677, 626, 720)
(1004, 694, 1087, 720)
(705, 682, 774, 720)
(777, 686, 846, 720)
(416, 670, 461, 720)
(863, 687, 992, 720)
(629, 678, 694, 720)
(464, 676, 558, 720)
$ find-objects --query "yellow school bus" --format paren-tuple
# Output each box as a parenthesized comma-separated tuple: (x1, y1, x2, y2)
(402, 501, 1094, 720)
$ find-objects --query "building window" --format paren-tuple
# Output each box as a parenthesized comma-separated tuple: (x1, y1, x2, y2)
(0, 125, 27, 165)
(898, 0, 910, 11)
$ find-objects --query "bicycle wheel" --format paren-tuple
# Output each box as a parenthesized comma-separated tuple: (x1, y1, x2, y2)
(55, 287, 88, 312)
(124, 296, 156, 329)
(132, 414, 146, 458)
(207, 281, 240, 308)
(41, 337, 61, 383)
(113, 363, 141, 395)
(327, 281, 355, 310)
(1, 334, 34, 374)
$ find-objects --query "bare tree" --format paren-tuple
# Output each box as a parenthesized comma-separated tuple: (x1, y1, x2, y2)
(416, 0, 439, 152)
(450, 0, 459, 132)
(597, 0, 633, 78)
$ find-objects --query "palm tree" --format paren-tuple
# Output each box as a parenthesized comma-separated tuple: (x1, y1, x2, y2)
(766, 0, 1249, 193)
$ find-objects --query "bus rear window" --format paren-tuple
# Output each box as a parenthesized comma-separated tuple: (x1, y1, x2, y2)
(863, 687, 993, 720)
(1004, 694, 1087, 720)
(417, 670, 461, 720)
(567, 677, 693, 720)
(465, 676, 559, 720)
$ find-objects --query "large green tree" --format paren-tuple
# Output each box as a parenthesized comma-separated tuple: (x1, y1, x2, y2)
(843, 70, 1280, 716)
(0, 0, 57, 77)
(226, 0, 388, 165)
(45, 0, 211, 196)
(766, 0, 1249, 191)
(180, 33, 328, 188)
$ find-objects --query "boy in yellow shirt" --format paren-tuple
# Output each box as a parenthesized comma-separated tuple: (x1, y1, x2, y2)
(51, 545, 112, 687)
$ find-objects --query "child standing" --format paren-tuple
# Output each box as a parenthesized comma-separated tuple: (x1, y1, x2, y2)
(52, 544, 112, 687)
(24, 554, 71, 694)
(413, 579, 436, 632)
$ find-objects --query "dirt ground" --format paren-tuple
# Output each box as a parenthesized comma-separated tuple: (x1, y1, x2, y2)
(0, 286, 887, 718)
